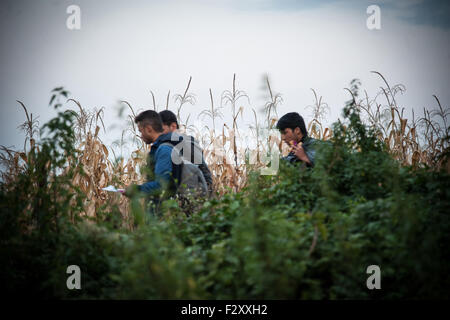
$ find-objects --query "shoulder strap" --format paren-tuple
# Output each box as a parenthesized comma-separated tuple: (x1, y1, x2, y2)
(159, 142, 183, 187)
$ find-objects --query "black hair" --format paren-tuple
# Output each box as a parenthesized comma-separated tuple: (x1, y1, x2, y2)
(159, 110, 179, 129)
(276, 112, 308, 137)
(134, 110, 163, 133)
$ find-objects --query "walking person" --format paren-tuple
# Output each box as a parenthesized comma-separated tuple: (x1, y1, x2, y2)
(159, 110, 214, 196)
(123, 110, 181, 217)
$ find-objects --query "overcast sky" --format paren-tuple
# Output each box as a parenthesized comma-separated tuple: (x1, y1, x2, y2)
(1, 0, 449, 155)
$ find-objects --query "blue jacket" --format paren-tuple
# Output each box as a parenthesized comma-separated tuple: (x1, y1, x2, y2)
(138, 133, 177, 195)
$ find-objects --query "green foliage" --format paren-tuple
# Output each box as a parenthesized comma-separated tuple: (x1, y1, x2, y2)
(1, 88, 86, 297)
(1, 86, 449, 299)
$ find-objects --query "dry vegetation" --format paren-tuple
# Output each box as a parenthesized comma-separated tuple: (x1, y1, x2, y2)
(1, 73, 448, 227)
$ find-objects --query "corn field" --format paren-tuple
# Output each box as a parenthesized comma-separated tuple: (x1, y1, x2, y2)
(1, 73, 448, 229)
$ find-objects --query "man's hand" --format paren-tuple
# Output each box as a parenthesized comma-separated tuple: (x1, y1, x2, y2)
(293, 143, 311, 165)
(123, 184, 139, 198)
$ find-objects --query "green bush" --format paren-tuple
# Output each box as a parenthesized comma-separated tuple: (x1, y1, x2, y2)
(1, 88, 449, 299)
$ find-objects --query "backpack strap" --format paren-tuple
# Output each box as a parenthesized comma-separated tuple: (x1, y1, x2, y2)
(159, 142, 183, 189)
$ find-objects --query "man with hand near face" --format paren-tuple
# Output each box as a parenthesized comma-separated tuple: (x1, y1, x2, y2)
(276, 112, 318, 168)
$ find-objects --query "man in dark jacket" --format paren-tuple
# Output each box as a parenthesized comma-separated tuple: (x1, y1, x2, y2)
(276, 112, 318, 168)
(159, 110, 214, 196)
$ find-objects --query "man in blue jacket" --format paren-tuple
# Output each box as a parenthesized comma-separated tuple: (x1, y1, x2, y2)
(123, 110, 181, 215)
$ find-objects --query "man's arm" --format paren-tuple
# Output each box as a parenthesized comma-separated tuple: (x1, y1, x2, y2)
(293, 144, 315, 167)
(304, 147, 316, 168)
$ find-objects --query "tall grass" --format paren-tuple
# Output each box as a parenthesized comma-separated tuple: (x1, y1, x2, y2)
(1, 73, 448, 227)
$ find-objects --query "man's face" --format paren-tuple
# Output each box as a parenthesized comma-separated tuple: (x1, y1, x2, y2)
(162, 124, 170, 134)
(138, 123, 154, 144)
(280, 127, 303, 145)
(162, 122, 178, 134)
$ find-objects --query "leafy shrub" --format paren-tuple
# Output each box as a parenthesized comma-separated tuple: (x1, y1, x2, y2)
(1, 86, 449, 299)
